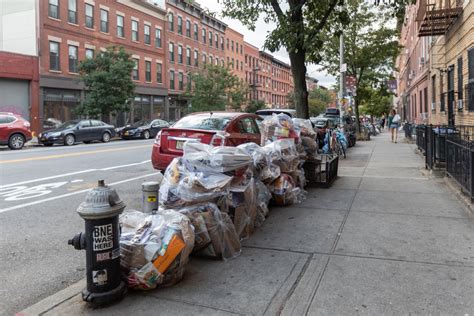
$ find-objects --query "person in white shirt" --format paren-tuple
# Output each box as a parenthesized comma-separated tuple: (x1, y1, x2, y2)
(388, 109, 401, 143)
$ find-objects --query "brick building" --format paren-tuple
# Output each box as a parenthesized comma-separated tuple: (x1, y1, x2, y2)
(165, 0, 226, 118)
(396, 0, 472, 126)
(40, 0, 168, 127)
(0, 0, 40, 132)
(244, 42, 293, 108)
(224, 27, 245, 81)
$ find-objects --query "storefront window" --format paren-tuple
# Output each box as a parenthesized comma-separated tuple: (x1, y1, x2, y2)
(42, 89, 81, 130)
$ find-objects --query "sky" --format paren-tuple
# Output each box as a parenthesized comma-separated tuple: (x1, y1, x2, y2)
(197, 0, 337, 88)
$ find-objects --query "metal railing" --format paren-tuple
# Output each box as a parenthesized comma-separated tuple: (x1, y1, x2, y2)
(416, 125, 426, 153)
(446, 136, 474, 201)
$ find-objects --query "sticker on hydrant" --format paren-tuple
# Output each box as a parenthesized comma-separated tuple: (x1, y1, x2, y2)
(92, 269, 108, 286)
(93, 224, 113, 251)
(147, 195, 157, 202)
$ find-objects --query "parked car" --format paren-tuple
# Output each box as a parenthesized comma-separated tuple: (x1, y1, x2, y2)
(0, 112, 32, 149)
(42, 118, 62, 131)
(255, 109, 296, 119)
(120, 119, 170, 140)
(151, 112, 262, 171)
(38, 119, 116, 146)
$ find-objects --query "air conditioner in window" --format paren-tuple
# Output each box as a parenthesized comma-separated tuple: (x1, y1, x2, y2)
(458, 99, 463, 110)
(431, 102, 436, 110)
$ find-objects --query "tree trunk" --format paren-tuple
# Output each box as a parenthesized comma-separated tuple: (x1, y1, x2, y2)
(289, 50, 309, 119)
(354, 95, 361, 133)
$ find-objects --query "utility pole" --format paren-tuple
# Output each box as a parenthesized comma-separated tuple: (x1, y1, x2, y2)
(339, 33, 346, 128)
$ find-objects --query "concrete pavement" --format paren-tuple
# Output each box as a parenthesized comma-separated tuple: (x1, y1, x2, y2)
(20, 132, 474, 315)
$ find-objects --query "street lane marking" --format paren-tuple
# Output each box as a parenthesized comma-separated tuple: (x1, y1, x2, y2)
(0, 173, 160, 214)
(0, 145, 150, 164)
(0, 160, 151, 188)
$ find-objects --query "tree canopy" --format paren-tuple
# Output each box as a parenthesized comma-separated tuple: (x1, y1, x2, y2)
(358, 84, 393, 118)
(186, 64, 248, 112)
(318, 0, 401, 130)
(78, 46, 135, 119)
(308, 87, 334, 116)
(220, 0, 408, 119)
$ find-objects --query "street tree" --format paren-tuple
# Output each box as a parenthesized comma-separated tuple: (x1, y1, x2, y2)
(318, 0, 401, 131)
(308, 87, 334, 116)
(245, 100, 266, 113)
(220, 0, 408, 119)
(358, 84, 393, 118)
(78, 46, 135, 120)
(186, 64, 248, 112)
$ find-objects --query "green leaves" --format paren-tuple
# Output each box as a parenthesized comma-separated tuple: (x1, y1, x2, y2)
(78, 46, 135, 119)
(186, 64, 249, 112)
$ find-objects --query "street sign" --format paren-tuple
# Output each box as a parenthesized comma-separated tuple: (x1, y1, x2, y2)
(340, 63, 347, 73)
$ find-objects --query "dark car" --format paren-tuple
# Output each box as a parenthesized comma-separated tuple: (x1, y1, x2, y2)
(151, 112, 261, 171)
(38, 119, 116, 146)
(0, 112, 32, 149)
(120, 119, 170, 140)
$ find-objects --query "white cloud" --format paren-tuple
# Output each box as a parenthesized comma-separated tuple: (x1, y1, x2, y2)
(198, 0, 336, 88)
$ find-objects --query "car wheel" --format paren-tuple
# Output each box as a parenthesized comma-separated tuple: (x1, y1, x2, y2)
(102, 132, 111, 143)
(8, 133, 25, 150)
(64, 134, 75, 146)
(142, 130, 150, 139)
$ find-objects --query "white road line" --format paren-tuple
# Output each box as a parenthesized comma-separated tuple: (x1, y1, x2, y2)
(0, 160, 151, 188)
(101, 160, 150, 171)
(0, 173, 160, 214)
(0, 169, 97, 188)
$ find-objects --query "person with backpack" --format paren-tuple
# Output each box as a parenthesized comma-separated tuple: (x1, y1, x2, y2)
(388, 109, 401, 143)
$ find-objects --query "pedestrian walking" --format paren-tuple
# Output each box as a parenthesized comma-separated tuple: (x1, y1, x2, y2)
(388, 109, 401, 143)
(380, 113, 386, 130)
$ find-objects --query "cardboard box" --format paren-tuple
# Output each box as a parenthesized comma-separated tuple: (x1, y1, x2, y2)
(152, 234, 185, 274)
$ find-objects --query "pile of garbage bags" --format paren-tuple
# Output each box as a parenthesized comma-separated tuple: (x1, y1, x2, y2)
(119, 113, 319, 291)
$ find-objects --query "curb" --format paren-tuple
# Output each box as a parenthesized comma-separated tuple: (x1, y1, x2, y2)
(17, 279, 85, 316)
(443, 175, 474, 215)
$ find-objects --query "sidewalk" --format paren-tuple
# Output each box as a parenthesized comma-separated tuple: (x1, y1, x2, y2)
(21, 132, 474, 315)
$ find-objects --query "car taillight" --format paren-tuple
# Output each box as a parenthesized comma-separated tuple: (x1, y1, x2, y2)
(154, 131, 162, 145)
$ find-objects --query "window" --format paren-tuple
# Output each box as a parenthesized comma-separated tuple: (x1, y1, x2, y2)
(239, 118, 259, 134)
(85, 48, 94, 59)
(177, 16, 182, 35)
(468, 48, 474, 110)
(85, 4, 94, 28)
(241, 61, 243, 71)
(202, 28, 206, 44)
(49, 0, 59, 19)
(424, 87, 428, 113)
(202, 54, 206, 64)
(209, 56, 213, 64)
(187, 73, 192, 90)
(221, 36, 224, 50)
(194, 50, 198, 67)
(169, 70, 175, 89)
(132, 59, 139, 80)
(145, 61, 151, 82)
(155, 29, 161, 48)
(240, 45, 243, 54)
(231, 40, 234, 51)
(458, 57, 463, 101)
(431, 75, 436, 109)
(178, 72, 184, 90)
(132, 20, 138, 41)
(169, 43, 174, 62)
(68, 0, 77, 23)
(227, 56, 229, 65)
(68, 45, 78, 73)
(440, 75, 445, 112)
(144, 25, 151, 44)
(49, 41, 60, 71)
(236, 43, 239, 54)
(156, 63, 162, 83)
(209, 31, 213, 46)
(178, 45, 183, 64)
(100, 9, 108, 33)
(186, 48, 191, 65)
(226, 38, 229, 49)
(221, 59, 224, 67)
(168, 13, 174, 31)
(117, 15, 124, 37)
(186, 20, 191, 37)
(232, 58, 234, 69)
(214, 34, 218, 48)
(194, 23, 198, 40)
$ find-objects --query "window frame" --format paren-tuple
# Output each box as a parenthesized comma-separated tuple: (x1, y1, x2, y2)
(178, 72, 184, 90)
(117, 15, 125, 38)
(68, 0, 77, 24)
(48, 0, 59, 19)
(49, 41, 60, 71)
(168, 13, 174, 32)
(85, 48, 94, 59)
(144, 24, 151, 45)
(145, 61, 152, 82)
(132, 20, 139, 41)
(177, 16, 183, 35)
(186, 20, 191, 37)
(169, 70, 175, 89)
(178, 45, 183, 64)
(169, 43, 175, 62)
(85, 4, 94, 28)
(68, 45, 78, 73)
(132, 58, 139, 81)
(156, 63, 163, 83)
(100, 9, 109, 33)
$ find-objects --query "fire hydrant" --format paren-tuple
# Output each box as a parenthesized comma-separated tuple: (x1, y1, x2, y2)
(68, 180, 127, 305)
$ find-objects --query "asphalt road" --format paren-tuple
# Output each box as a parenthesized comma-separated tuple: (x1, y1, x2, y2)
(0, 139, 161, 315)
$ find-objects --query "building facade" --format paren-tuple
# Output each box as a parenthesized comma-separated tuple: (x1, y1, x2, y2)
(396, 0, 472, 126)
(224, 27, 245, 81)
(0, 0, 40, 132)
(39, 0, 168, 128)
(165, 0, 226, 119)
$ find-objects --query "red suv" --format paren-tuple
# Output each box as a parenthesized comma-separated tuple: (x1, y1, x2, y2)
(0, 112, 32, 149)
(151, 112, 262, 171)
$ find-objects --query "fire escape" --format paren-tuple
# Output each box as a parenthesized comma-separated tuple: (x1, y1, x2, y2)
(416, 0, 463, 36)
